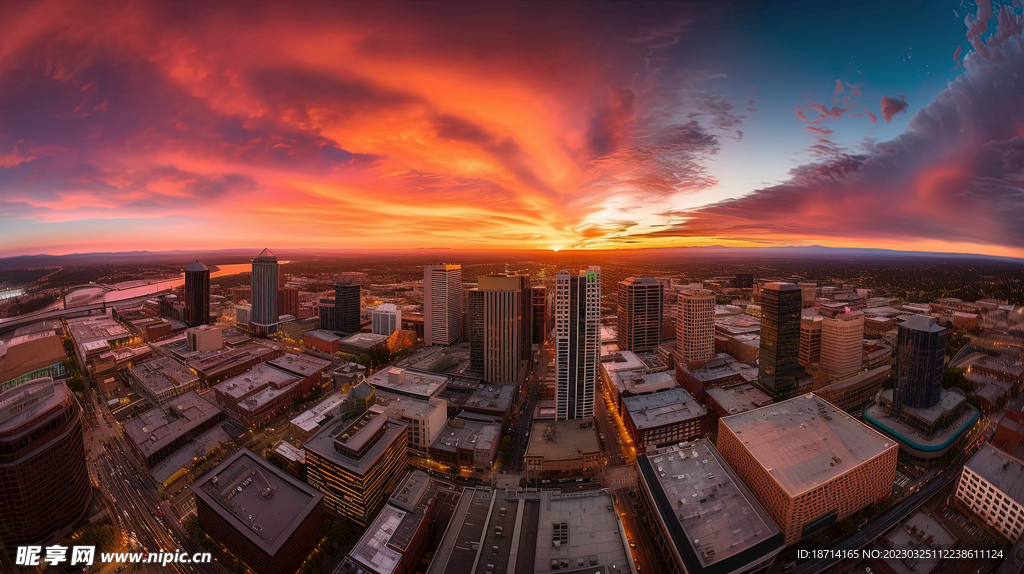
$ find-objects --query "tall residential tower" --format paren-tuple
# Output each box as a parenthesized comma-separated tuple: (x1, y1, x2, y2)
(676, 288, 715, 369)
(555, 268, 601, 420)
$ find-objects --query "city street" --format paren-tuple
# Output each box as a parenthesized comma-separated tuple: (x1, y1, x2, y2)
(81, 368, 224, 574)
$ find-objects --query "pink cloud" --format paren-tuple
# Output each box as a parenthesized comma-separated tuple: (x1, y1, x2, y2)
(880, 95, 909, 122)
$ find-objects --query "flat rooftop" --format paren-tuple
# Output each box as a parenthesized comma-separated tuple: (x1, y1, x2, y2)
(372, 391, 442, 420)
(237, 380, 300, 412)
(900, 314, 945, 333)
(124, 392, 223, 457)
(368, 367, 448, 400)
(463, 383, 514, 413)
(339, 333, 389, 350)
(534, 490, 632, 573)
(267, 353, 332, 378)
(191, 448, 323, 556)
(622, 388, 706, 429)
(639, 441, 784, 570)
(67, 315, 129, 343)
(432, 419, 499, 453)
(130, 357, 200, 398)
(525, 420, 601, 460)
(214, 364, 298, 401)
(706, 384, 773, 415)
(965, 447, 1024, 506)
(720, 393, 896, 497)
(305, 329, 341, 343)
(290, 392, 349, 434)
(683, 353, 755, 382)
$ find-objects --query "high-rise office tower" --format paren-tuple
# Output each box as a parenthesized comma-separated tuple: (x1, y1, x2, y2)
(797, 282, 817, 309)
(184, 260, 210, 327)
(734, 273, 754, 289)
(316, 298, 338, 332)
(757, 283, 810, 401)
(0, 378, 91, 561)
(617, 277, 664, 352)
(372, 303, 401, 336)
(799, 315, 822, 368)
(555, 267, 601, 420)
(531, 285, 547, 345)
(335, 282, 361, 334)
(676, 288, 715, 369)
(277, 287, 299, 318)
(423, 264, 463, 346)
(820, 310, 864, 381)
(893, 315, 946, 412)
(250, 248, 279, 336)
(468, 274, 529, 383)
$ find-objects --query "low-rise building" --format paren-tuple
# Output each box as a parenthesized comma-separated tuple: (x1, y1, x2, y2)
(124, 391, 226, 469)
(955, 446, 1024, 543)
(523, 420, 601, 476)
(636, 440, 785, 574)
(622, 388, 709, 452)
(128, 357, 202, 404)
(266, 353, 332, 395)
(338, 333, 389, 355)
(368, 367, 448, 401)
(705, 383, 773, 425)
(372, 391, 447, 455)
(676, 353, 755, 403)
(191, 448, 325, 574)
(813, 365, 890, 413)
(303, 329, 341, 355)
(212, 364, 301, 428)
(867, 510, 955, 574)
(428, 418, 500, 470)
(186, 325, 223, 352)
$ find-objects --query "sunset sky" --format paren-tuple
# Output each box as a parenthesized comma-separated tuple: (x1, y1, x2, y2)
(2, 0, 1024, 258)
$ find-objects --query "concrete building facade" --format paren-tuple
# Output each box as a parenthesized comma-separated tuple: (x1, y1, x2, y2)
(677, 288, 715, 370)
(423, 264, 463, 346)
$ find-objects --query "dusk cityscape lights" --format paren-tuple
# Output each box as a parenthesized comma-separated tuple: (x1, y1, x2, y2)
(5, 2, 1024, 574)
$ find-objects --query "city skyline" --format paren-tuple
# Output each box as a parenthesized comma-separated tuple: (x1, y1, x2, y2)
(4, 1, 1024, 258)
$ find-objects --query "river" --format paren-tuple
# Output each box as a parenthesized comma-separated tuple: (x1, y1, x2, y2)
(101, 262, 289, 302)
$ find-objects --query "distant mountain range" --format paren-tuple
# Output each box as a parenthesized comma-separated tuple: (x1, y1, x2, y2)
(0, 245, 1021, 270)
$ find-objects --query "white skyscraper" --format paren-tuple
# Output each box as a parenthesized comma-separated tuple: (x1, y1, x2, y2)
(555, 267, 601, 421)
(676, 288, 715, 369)
(423, 264, 463, 346)
(371, 303, 402, 336)
(820, 310, 864, 381)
